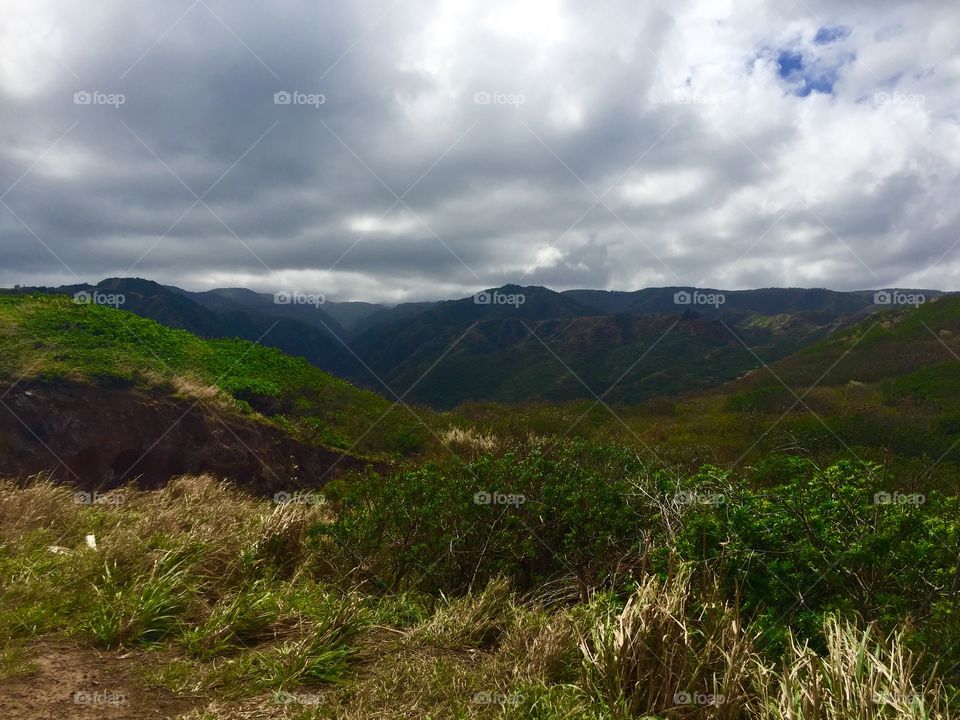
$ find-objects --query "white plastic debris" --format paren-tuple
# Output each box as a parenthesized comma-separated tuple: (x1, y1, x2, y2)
(85, 534, 97, 550)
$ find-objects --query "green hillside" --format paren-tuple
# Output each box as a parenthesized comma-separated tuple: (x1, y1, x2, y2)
(0, 294, 426, 456)
(452, 296, 960, 484)
(348, 286, 849, 408)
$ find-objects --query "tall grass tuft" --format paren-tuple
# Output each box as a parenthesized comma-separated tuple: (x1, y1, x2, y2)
(415, 576, 516, 649)
(758, 616, 955, 719)
(580, 567, 757, 719)
(180, 579, 282, 659)
(252, 594, 364, 687)
(86, 549, 195, 647)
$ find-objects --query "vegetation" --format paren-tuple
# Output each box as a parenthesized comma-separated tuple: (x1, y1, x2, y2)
(1, 441, 957, 717)
(0, 294, 429, 456)
(1, 293, 959, 717)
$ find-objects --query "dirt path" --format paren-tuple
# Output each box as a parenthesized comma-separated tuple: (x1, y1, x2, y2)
(0, 641, 202, 720)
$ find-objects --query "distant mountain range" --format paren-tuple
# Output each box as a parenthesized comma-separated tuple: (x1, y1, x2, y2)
(2, 278, 946, 408)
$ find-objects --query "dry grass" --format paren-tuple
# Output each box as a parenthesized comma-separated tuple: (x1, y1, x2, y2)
(758, 616, 955, 719)
(170, 374, 224, 401)
(440, 426, 501, 453)
(0, 474, 82, 540)
(580, 567, 757, 719)
(414, 577, 517, 649)
(139, 370, 230, 406)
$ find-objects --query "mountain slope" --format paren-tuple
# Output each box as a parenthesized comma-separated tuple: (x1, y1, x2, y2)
(347, 285, 867, 408)
(0, 294, 426, 486)
(562, 286, 898, 317)
(722, 294, 960, 408)
(32, 279, 361, 376)
(176, 285, 352, 339)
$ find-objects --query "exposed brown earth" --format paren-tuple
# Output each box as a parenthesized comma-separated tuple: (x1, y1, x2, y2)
(0, 381, 373, 495)
(0, 642, 202, 720)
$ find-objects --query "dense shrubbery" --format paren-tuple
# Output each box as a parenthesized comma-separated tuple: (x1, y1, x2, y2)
(319, 441, 960, 680)
(677, 456, 960, 665)
(1, 470, 957, 718)
(316, 441, 665, 595)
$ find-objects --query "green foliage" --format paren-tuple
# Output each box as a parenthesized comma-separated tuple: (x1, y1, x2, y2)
(180, 579, 281, 659)
(316, 440, 664, 594)
(0, 294, 425, 455)
(676, 456, 960, 664)
(86, 550, 195, 647)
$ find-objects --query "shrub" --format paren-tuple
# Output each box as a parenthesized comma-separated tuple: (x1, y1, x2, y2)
(676, 456, 960, 667)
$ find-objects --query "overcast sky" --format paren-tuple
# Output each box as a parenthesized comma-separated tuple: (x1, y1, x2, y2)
(0, 0, 958, 302)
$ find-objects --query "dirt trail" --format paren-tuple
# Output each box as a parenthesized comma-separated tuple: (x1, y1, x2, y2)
(0, 642, 201, 720)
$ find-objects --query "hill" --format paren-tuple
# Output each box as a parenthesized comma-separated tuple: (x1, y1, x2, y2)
(346, 284, 877, 408)
(0, 294, 427, 487)
(7, 279, 362, 376)
(454, 294, 960, 477)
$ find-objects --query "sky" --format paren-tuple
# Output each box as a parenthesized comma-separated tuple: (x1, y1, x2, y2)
(0, 0, 958, 303)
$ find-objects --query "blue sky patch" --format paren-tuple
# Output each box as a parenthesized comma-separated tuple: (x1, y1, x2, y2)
(777, 50, 805, 78)
(768, 40, 853, 97)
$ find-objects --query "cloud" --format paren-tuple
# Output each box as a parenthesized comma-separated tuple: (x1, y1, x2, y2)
(0, 0, 958, 302)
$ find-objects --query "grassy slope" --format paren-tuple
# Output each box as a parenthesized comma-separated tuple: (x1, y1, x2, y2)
(454, 297, 960, 483)
(1, 472, 954, 719)
(0, 295, 429, 456)
(1, 297, 959, 718)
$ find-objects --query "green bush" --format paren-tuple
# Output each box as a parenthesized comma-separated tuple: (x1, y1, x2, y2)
(314, 440, 665, 595)
(676, 456, 960, 666)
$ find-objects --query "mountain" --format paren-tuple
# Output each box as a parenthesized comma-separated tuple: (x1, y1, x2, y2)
(173, 286, 352, 339)
(563, 286, 940, 318)
(0, 293, 426, 488)
(320, 301, 389, 334)
(174, 287, 429, 339)
(344, 284, 901, 408)
(14, 278, 362, 377)
(640, 294, 960, 469)
(721, 293, 960, 408)
(349, 300, 438, 337)
(4, 279, 947, 410)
